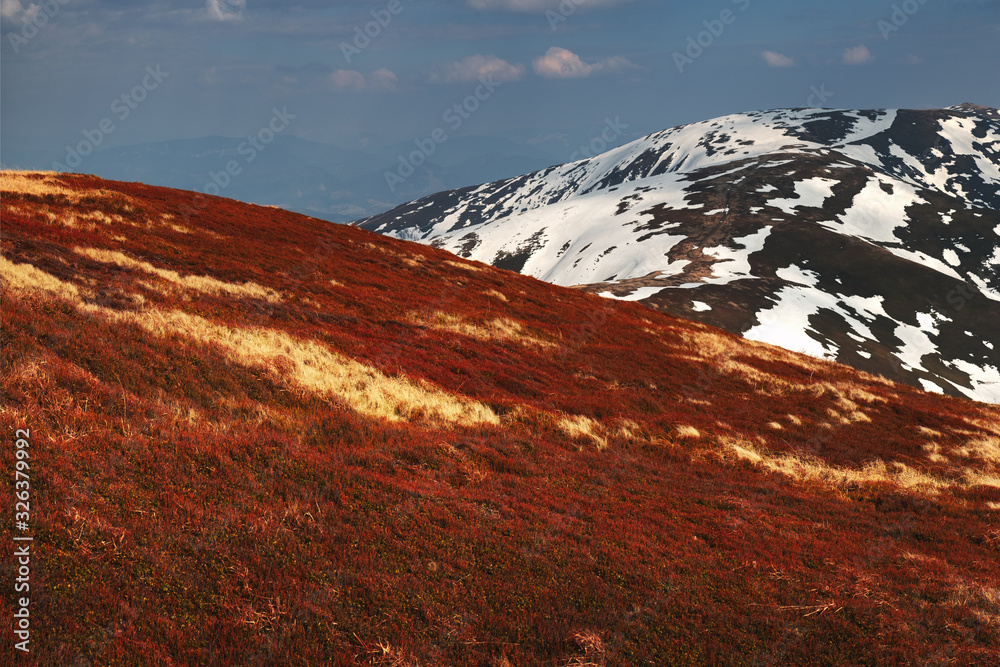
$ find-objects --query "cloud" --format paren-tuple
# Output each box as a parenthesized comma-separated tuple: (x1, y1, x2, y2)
(430, 54, 525, 83)
(468, 0, 634, 11)
(842, 44, 873, 65)
(761, 51, 795, 68)
(328, 69, 367, 91)
(1, 0, 25, 21)
(328, 68, 399, 92)
(207, 0, 246, 22)
(532, 47, 632, 79)
(1, 0, 41, 24)
(370, 68, 399, 91)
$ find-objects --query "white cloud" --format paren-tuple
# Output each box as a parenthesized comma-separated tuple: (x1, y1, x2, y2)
(1, 0, 41, 23)
(328, 68, 399, 92)
(370, 68, 399, 91)
(328, 69, 367, 91)
(431, 54, 525, 83)
(1, 0, 25, 21)
(532, 47, 632, 79)
(207, 0, 246, 22)
(761, 51, 795, 67)
(842, 44, 873, 65)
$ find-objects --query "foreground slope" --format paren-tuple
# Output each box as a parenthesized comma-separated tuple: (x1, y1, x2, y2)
(357, 105, 1000, 404)
(3, 171, 1000, 665)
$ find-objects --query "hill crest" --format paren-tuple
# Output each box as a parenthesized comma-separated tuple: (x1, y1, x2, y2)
(3, 170, 1000, 664)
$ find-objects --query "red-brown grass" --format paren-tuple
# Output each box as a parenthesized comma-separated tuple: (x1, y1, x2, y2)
(2, 170, 999, 665)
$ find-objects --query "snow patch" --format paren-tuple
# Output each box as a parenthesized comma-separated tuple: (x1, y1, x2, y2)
(919, 379, 945, 394)
(769, 177, 838, 214)
(743, 286, 841, 359)
(829, 176, 923, 244)
(599, 286, 664, 302)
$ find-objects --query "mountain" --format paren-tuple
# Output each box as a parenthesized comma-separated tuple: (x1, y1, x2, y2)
(356, 105, 1000, 405)
(0, 131, 586, 225)
(3, 170, 1000, 664)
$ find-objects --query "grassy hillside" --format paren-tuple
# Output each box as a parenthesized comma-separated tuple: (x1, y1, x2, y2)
(2, 171, 999, 665)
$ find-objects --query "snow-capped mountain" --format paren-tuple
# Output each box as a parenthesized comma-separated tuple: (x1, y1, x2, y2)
(356, 105, 1000, 403)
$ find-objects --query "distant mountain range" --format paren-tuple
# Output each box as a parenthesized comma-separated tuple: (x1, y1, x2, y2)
(357, 104, 1000, 404)
(0, 126, 630, 224)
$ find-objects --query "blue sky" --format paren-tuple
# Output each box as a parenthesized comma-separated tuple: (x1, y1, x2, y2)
(2, 0, 999, 160)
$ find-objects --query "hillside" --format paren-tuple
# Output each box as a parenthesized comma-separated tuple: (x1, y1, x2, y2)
(356, 105, 1000, 405)
(3, 171, 1000, 665)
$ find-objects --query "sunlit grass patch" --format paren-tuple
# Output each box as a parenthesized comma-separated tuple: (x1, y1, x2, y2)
(959, 437, 1000, 464)
(1, 170, 136, 205)
(557, 414, 609, 450)
(485, 289, 508, 301)
(1, 257, 82, 301)
(443, 259, 485, 272)
(676, 425, 701, 439)
(84, 303, 498, 427)
(721, 436, 961, 493)
(411, 310, 557, 348)
(74, 246, 283, 303)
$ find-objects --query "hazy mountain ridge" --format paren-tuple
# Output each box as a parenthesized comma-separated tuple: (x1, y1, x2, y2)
(357, 105, 1000, 404)
(0, 128, 620, 225)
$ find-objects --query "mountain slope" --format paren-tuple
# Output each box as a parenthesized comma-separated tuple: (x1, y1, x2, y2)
(356, 105, 1000, 404)
(3, 171, 1000, 665)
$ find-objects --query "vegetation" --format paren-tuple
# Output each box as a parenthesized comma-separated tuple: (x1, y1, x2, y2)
(2, 170, 999, 665)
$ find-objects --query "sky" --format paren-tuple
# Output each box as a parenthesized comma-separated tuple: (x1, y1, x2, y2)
(1, 0, 999, 163)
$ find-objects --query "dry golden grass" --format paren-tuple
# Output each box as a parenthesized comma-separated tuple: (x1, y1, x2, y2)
(946, 582, 1000, 628)
(5, 257, 496, 427)
(922, 442, 950, 464)
(612, 418, 644, 442)
(722, 437, 999, 493)
(443, 259, 484, 272)
(74, 247, 283, 303)
(557, 414, 608, 450)
(485, 289, 508, 302)
(412, 310, 557, 348)
(1, 170, 82, 199)
(959, 437, 1000, 464)
(82, 303, 498, 427)
(1, 170, 135, 205)
(564, 630, 607, 667)
(676, 425, 701, 440)
(0, 257, 82, 301)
